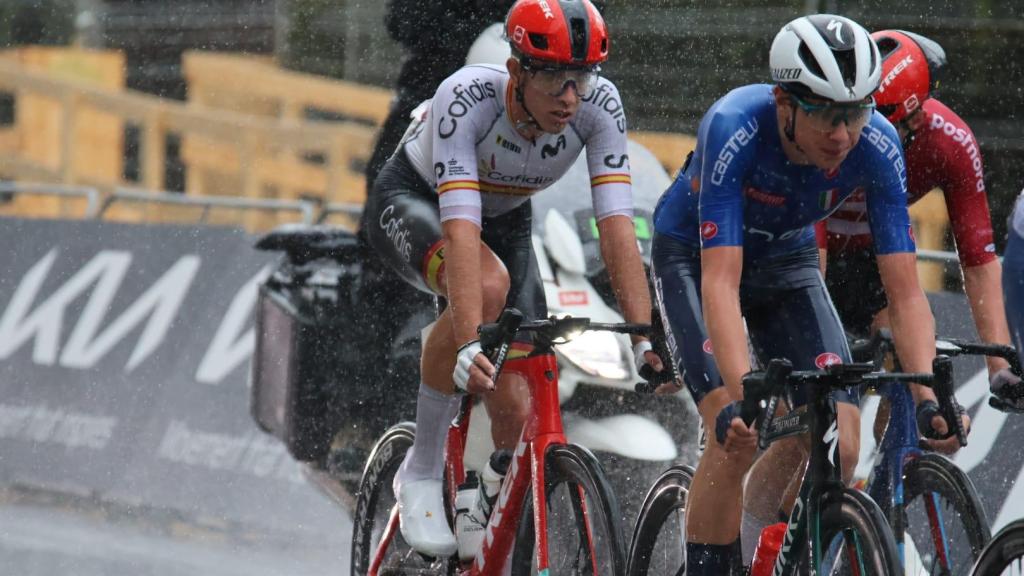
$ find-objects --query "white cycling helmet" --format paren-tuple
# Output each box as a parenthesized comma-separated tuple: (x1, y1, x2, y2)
(769, 14, 881, 102)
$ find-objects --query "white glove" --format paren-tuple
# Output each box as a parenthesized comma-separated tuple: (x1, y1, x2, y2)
(633, 340, 653, 375)
(453, 340, 485, 392)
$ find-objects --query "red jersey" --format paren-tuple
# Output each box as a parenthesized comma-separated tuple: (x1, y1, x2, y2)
(820, 98, 997, 267)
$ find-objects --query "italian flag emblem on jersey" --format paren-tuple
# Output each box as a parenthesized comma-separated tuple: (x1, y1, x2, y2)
(819, 188, 841, 211)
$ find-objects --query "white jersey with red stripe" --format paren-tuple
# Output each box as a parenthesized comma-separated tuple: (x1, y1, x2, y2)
(400, 64, 634, 226)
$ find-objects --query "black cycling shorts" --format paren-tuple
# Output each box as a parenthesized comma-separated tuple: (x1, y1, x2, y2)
(825, 248, 888, 338)
(651, 233, 857, 409)
(363, 150, 547, 324)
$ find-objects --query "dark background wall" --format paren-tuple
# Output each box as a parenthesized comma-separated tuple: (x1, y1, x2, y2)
(1, 0, 1020, 248)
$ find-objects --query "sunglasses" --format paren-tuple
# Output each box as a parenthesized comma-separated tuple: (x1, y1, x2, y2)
(523, 64, 601, 98)
(790, 93, 876, 133)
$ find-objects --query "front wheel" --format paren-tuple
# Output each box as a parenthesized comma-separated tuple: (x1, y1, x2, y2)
(899, 452, 991, 575)
(626, 465, 694, 576)
(818, 488, 903, 575)
(510, 443, 626, 576)
(970, 519, 1024, 576)
(350, 423, 453, 576)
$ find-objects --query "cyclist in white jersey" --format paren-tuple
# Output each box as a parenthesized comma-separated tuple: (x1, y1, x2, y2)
(361, 0, 665, 557)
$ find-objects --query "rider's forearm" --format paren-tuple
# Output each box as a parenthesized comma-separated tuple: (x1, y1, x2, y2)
(597, 215, 651, 344)
(963, 260, 1012, 374)
(442, 219, 485, 347)
(888, 293, 938, 404)
(878, 252, 936, 404)
(701, 247, 750, 401)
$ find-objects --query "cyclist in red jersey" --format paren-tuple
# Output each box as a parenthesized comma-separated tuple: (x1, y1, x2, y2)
(820, 29, 1016, 387)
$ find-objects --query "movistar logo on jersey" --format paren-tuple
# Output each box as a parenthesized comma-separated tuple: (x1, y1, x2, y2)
(438, 79, 497, 139)
(496, 134, 522, 154)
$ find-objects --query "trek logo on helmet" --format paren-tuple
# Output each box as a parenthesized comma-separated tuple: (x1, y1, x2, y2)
(878, 55, 914, 95)
(537, 0, 555, 19)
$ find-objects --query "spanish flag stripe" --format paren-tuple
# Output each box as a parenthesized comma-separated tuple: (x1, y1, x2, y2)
(591, 173, 632, 187)
(479, 183, 533, 195)
(437, 180, 480, 194)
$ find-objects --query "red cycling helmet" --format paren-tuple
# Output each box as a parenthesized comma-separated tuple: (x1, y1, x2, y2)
(872, 30, 947, 123)
(505, 0, 608, 68)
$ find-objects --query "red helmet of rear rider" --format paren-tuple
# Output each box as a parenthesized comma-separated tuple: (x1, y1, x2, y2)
(505, 0, 609, 67)
(872, 29, 947, 123)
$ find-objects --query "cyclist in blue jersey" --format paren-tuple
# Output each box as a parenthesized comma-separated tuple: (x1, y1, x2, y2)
(650, 14, 969, 573)
(1002, 190, 1024, 409)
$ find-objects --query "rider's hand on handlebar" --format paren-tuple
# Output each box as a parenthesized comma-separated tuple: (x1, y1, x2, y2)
(714, 401, 758, 453)
(917, 400, 972, 455)
(634, 341, 681, 395)
(990, 367, 1022, 395)
(454, 340, 497, 394)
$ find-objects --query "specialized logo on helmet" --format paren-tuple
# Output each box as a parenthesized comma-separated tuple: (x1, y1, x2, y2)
(815, 352, 843, 369)
(827, 19, 845, 43)
(702, 339, 713, 354)
(700, 221, 718, 241)
(537, 0, 555, 19)
(773, 68, 802, 81)
(878, 55, 914, 95)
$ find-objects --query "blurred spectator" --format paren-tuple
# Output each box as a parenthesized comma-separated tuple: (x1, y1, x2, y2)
(364, 0, 514, 191)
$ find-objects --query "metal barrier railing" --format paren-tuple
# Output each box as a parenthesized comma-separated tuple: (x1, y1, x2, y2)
(0, 181, 101, 217)
(98, 187, 317, 225)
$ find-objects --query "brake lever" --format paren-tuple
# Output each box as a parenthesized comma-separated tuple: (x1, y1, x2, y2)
(481, 308, 524, 382)
(933, 355, 967, 447)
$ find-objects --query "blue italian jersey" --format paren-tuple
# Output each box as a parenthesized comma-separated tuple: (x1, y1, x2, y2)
(653, 84, 915, 261)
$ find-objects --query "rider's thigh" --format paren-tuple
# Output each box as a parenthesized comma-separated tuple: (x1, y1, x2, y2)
(482, 370, 530, 449)
(478, 247, 511, 321)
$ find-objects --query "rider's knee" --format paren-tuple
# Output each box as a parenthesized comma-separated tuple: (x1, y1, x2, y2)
(480, 269, 511, 320)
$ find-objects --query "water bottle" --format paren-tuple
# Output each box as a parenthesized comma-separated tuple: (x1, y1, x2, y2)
(454, 450, 512, 561)
(454, 471, 483, 561)
(478, 449, 512, 519)
(750, 522, 788, 576)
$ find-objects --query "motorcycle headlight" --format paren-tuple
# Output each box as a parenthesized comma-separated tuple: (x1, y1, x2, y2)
(556, 330, 629, 380)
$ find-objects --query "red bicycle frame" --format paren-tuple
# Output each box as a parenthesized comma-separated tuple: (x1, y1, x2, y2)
(367, 342, 597, 576)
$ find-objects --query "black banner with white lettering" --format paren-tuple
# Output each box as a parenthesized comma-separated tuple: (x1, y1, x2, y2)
(0, 217, 1022, 538)
(0, 218, 348, 537)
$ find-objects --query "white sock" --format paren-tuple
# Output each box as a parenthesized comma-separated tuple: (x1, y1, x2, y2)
(397, 382, 461, 486)
(741, 510, 773, 566)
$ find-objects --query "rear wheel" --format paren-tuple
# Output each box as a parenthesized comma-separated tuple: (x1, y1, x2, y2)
(350, 423, 453, 576)
(899, 452, 991, 575)
(626, 465, 693, 576)
(510, 443, 626, 576)
(971, 519, 1024, 576)
(818, 488, 902, 575)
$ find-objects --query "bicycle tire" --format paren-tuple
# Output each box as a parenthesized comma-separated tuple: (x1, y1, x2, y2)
(509, 443, 626, 576)
(970, 519, 1024, 576)
(350, 422, 452, 576)
(900, 452, 991, 575)
(818, 488, 903, 576)
(625, 465, 694, 576)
